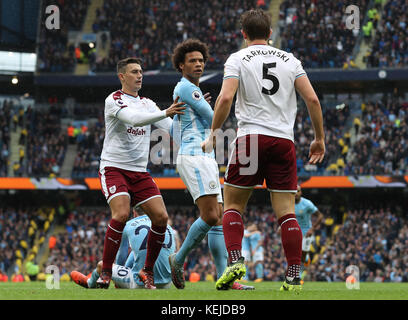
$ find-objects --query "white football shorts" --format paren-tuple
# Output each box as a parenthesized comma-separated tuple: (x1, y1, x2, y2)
(111, 264, 171, 289)
(177, 155, 223, 203)
(253, 249, 264, 262)
(242, 249, 251, 263)
(302, 235, 314, 252)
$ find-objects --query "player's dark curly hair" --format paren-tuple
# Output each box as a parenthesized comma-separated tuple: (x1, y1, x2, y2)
(172, 39, 209, 73)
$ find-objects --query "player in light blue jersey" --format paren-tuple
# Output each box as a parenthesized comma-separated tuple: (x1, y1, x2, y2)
(168, 39, 253, 291)
(71, 210, 175, 289)
(247, 224, 264, 282)
(294, 185, 324, 279)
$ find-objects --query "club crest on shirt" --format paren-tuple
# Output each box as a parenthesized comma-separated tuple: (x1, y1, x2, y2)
(192, 90, 201, 101)
(209, 181, 217, 190)
(109, 185, 116, 194)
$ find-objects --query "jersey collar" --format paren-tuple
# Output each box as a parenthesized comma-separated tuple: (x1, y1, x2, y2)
(120, 90, 140, 100)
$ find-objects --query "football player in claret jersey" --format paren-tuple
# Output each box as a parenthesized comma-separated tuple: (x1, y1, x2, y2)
(97, 57, 185, 289)
(71, 209, 176, 289)
(202, 9, 325, 292)
(294, 185, 324, 280)
(168, 39, 253, 291)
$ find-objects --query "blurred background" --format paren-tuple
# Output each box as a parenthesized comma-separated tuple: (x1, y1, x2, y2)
(0, 0, 407, 284)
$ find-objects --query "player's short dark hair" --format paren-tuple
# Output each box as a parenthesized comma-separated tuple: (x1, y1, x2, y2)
(240, 9, 271, 41)
(172, 39, 209, 73)
(117, 57, 142, 74)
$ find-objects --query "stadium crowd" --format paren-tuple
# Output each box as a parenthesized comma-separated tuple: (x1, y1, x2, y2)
(40, 201, 408, 283)
(0, 100, 11, 177)
(92, 0, 266, 72)
(37, 0, 90, 73)
(365, 0, 408, 68)
(22, 105, 68, 178)
(0, 207, 48, 276)
(345, 99, 408, 175)
(278, 0, 369, 68)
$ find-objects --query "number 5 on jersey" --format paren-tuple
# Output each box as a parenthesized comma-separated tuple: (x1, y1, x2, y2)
(262, 62, 279, 95)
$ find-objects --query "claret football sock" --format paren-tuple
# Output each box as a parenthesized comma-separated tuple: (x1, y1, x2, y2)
(278, 213, 302, 280)
(144, 224, 167, 272)
(102, 218, 126, 271)
(222, 209, 244, 264)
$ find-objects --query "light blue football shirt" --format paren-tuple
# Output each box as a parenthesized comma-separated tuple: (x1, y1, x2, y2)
(295, 197, 318, 235)
(242, 229, 251, 252)
(249, 231, 264, 253)
(116, 215, 175, 285)
(171, 77, 215, 157)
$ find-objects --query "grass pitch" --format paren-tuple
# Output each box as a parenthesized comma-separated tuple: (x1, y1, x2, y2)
(0, 281, 407, 300)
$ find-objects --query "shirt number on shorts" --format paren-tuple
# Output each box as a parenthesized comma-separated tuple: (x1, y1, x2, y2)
(262, 62, 279, 95)
(134, 225, 173, 250)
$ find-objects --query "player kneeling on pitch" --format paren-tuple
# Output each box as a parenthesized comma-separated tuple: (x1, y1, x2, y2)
(71, 211, 176, 289)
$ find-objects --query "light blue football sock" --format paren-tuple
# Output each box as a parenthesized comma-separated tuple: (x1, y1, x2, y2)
(207, 225, 228, 280)
(175, 217, 211, 265)
(255, 263, 264, 279)
(87, 269, 99, 288)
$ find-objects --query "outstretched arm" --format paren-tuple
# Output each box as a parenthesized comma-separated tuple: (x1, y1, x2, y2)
(201, 78, 239, 152)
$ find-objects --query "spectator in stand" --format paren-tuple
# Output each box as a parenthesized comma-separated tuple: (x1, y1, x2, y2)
(279, 0, 369, 68)
(37, 0, 90, 73)
(25, 107, 68, 177)
(94, 0, 263, 72)
(366, 0, 408, 68)
(347, 99, 408, 175)
(0, 100, 11, 177)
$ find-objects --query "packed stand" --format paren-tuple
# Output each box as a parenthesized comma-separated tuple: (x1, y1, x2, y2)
(278, 0, 369, 68)
(94, 0, 264, 72)
(306, 206, 408, 282)
(0, 100, 12, 177)
(23, 105, 68, 178)
(295, 102, 350, 175)
(346, 99, 408, 175)
(0, 207, 51, 277)
(37, 0, 90, 73)
(41, 200, 408, 283)
(71, 117, 105, 179)
(46, 208, 110, 277)
(365, 0, 408, 68)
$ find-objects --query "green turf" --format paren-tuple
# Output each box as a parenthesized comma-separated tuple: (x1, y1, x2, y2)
(0, 281, 407, 300)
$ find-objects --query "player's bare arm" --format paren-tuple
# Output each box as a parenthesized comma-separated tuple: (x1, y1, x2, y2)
(294, 75, 325, 164)
(306, 210, 324, 237)
(201, 78, 239, 152)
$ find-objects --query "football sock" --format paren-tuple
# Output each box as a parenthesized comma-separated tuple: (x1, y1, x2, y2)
(255, 263, 264, 279)
(102, 218, 126, 272)
(222, 209, 244, 264)
(207, 225, 228, 279)
(278, 213, 302, 280)
(144, 224, 167, 272)
(87, 269, 99, 288)
(175, 217, 211, 265)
